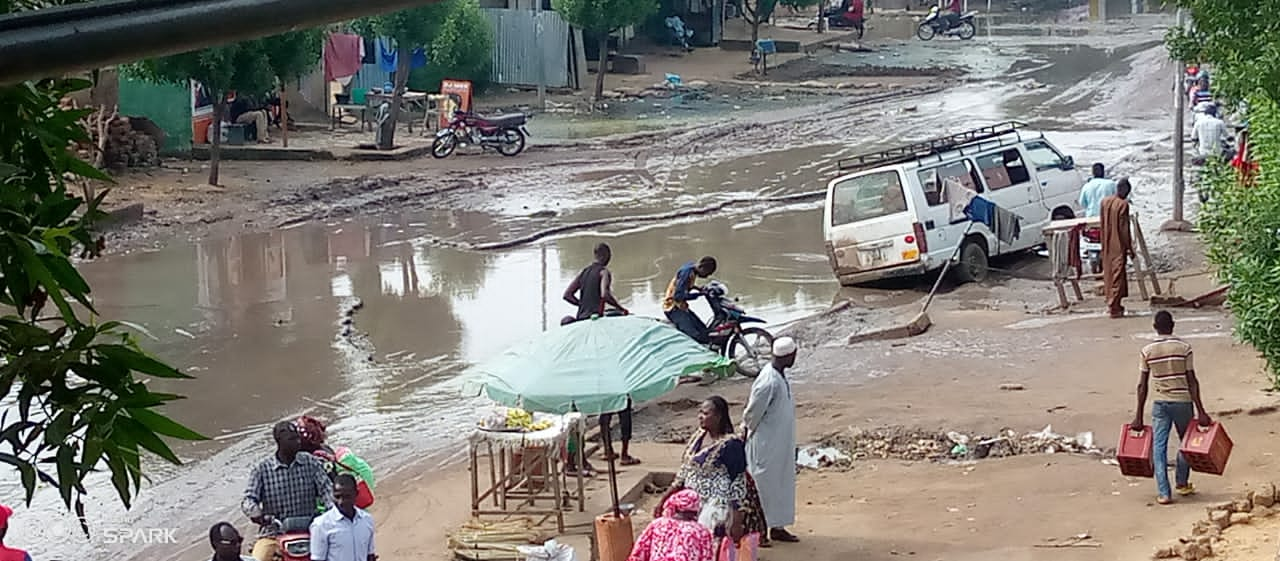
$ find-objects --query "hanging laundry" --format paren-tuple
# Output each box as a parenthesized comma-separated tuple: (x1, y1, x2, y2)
(963, 196, 1022, 245)
(411, 47, 428, 69)
(362, 37, 377, 64)
(377, 38, 429, 73)
(943, 176, 977, 223)
(324, 33, 363, 82)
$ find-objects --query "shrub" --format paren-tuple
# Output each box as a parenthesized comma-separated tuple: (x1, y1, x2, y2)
(1198, 94, 1280, 387)
(411, 0, 494, 93)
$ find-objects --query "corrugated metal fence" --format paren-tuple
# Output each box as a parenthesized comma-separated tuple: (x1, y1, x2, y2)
(484, 9, 572, 88)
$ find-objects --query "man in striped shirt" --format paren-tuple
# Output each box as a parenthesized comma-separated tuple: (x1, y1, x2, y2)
(1131, 311, 1212, 505)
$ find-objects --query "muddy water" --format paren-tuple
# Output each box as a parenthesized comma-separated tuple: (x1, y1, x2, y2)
(9, 203, 837, 561)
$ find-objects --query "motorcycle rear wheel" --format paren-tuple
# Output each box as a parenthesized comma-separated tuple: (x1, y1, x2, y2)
(957, 20, 976, 39)
(497, 128, 526, 157)
(728, 327, 775, 378)
(432, 135, 457, 159)
(916, 23, 936, 40)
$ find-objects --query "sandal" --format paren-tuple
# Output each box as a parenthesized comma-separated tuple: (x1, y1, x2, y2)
(1176, 484, 1197, 496)
(1156, 496, 1174, 505)
(620, 456, 642, 466)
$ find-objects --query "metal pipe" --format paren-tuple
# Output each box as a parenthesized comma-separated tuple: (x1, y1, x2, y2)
(0, 0, 441, 85)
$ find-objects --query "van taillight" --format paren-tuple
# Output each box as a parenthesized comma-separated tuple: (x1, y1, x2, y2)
(912, 222, 928, 253)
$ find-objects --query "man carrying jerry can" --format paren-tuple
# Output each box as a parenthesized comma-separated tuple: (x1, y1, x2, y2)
(1131, 311, 1212, 505)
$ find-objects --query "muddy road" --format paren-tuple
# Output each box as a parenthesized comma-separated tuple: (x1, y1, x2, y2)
(7, 16, 1195, 561)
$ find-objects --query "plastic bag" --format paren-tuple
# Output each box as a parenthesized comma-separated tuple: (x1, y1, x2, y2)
(517, 539, 577, 561)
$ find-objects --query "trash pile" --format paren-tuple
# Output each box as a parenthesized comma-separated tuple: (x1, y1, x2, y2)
(818, 425, 1106, 463)
(796, 446, 853, 470)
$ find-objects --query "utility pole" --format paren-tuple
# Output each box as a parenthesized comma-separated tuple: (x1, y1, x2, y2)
(541, 243, 548, 331)
(1162, 7, 1193, 232)
(535, 0, 547, 109)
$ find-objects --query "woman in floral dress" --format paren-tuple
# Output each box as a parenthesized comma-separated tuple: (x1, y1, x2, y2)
(629, 489, 714, 561)
(654, 396, 767, 552)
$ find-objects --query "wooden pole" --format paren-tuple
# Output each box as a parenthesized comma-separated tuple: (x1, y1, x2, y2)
(280, 83, 290, 148)
(1162, 8, 1193, 232)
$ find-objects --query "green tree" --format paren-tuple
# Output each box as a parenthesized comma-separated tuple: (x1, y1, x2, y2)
(356, 3, 456, 150)
(0, 78, 205, 533)
(262, 29, 327, 147)
(1165, 0, 1280, 104)
(743, 0, 779, 47)
(415, 0, 495, 93)
(134, 30, 323, 185)
(553, 0, 657, 99)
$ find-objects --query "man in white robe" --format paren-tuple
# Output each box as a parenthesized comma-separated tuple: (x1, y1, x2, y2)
(743, 336, 799, 543)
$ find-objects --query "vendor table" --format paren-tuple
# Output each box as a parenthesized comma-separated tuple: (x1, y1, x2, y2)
(468, 413, 586, 533)
(365, 91, 430, 134)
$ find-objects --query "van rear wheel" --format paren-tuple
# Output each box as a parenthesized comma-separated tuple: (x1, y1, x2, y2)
(953, 239, 989, 283)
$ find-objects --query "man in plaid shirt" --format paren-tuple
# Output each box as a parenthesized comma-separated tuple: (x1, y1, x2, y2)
(242, 421, 334, 561)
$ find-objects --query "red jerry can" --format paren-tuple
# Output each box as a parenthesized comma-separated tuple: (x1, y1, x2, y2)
(1179, 421, 1233, 475)
(1116, 424, 1154, 478)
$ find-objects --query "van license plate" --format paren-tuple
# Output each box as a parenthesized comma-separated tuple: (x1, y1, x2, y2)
(859, 249, 885, 266)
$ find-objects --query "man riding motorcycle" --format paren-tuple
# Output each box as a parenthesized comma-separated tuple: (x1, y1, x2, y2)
(662, 256, 717, 344)
(940, 0, 962, 31)
(242, 422, 333, 561)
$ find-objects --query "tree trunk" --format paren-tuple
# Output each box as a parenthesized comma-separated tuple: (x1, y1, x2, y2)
(280, 82, 289, 148)
(816, 1, 825, 33)
(594, 33, 608, 101)
(208, 100, 224, 186)
(379, 48, 412, 151)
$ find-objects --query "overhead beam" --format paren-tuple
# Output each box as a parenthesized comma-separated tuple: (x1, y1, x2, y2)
(0, 0, 440, 85)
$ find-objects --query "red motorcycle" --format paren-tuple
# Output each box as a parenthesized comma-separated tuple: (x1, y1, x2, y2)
(432, 110, 530, 159)
(268, 516, 314, 561)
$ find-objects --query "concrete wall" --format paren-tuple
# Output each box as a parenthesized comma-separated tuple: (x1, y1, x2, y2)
(118, 77, 192, 152)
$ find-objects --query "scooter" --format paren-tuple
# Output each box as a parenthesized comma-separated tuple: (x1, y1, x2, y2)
(701, 280, 775, 378)
(807, 7, 866, 40)
(917, 6, 977, 40)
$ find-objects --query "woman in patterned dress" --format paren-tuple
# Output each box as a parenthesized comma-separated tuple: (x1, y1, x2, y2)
(628, 489, 715, 561)
(654, 396, 767, 550)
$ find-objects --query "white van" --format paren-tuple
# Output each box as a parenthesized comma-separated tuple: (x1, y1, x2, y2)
(822, 122, 1084, 285)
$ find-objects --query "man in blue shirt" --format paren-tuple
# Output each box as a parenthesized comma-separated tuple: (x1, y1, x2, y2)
(1078, 163, 1117, 218)
(310, 474, 376, 561)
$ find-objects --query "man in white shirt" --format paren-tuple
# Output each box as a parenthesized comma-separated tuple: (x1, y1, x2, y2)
(1192, 104, 1228, 160)
(1078, 163, 1117, 218)
(310, 475, 377, 561)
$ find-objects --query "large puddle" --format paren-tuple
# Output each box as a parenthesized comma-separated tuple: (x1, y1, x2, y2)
(5, 18, 1185, 561)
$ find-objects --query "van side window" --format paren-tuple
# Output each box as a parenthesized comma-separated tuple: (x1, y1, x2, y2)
(917, 160, 982, 206)
(975, 149, 1031, 190)
(1023, 141, 1066, 170)
(830, 170, 908, 226)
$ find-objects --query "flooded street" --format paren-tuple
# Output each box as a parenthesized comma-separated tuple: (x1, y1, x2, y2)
(6, 15, 1196, 561)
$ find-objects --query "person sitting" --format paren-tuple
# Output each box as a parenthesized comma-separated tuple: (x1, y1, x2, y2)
(210, 522, 257, 561)
(296, 416, 376, 509)
(242, 422, 333, 561)
(941, 0, 962, 30)
(227, 90, 272, 144)
(629, 489, 715, 561)
(663, 256, 717, 344)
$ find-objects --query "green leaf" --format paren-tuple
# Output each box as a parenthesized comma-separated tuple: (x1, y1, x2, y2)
(127, 407, 207, 441)
(115, 417, 182, 465)
(95, 345, 192, 379)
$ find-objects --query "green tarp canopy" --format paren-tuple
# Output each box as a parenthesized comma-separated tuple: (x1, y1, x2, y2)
(464, 315, 732, 415)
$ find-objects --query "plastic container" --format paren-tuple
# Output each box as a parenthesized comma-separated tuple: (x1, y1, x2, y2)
(594, 512, 634, 561)
(1116, 424, 1154, 478)
(1180, 421, 1233, 475)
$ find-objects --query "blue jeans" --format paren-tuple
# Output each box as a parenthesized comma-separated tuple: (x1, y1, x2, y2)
(665, 308, 708, 344)
(1153, 400, 1194, 498)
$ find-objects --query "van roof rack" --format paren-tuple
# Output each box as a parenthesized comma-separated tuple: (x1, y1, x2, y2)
(836, 121, 1030, 173)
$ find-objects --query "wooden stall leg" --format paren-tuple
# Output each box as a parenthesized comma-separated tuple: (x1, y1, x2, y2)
(470, 443, 480, 516)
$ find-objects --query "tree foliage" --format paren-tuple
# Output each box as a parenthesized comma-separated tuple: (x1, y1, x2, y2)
(0, 79, 205, 533)
(421, 0, 495, 92)
(1198, 95, 1280, 386)
(553, 0, 657, 98)
(1166, 0, 1280, 104)
(133, 30, 323, 184)
(356, 3, 457, 150)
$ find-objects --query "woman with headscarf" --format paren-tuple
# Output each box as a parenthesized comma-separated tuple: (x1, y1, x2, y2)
(653, 396, 768, 556)
(295, 416, 376, 508)
(629, 489, 714, 561)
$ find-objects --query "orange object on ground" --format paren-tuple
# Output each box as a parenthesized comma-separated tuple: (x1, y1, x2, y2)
(1116, 424, 1154, 478)
(1179, 421, 1233, 475)
(594, 512, 634, 561)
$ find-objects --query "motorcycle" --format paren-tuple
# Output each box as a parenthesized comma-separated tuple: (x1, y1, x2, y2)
(432, 110, 530, 159)
(1080, 226, 1102, 275)
(806, 6, 866, 39)
(267, 516, 314, 561)
(700, 281, 775, 378)
(917, 6, 977, 41)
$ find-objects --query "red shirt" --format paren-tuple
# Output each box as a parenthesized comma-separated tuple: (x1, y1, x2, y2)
(948, 0, 961, 11)
(0, 545, 31, 561)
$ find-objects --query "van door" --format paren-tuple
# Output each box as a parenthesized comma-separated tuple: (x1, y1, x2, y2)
(824, 169, 921, 278)
(914, 158, 985, 264)
(972, 147, 1048, 251)
(1023, 139, 1085, 214)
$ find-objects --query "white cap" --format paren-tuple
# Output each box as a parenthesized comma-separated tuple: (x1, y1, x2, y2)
(772, 337, 798, 357)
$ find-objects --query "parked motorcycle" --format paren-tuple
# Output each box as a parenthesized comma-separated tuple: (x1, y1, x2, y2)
(1080, 226, 1102, 275)
(917, 6, 977, 41)
(701, 280, 775, 378)
(267, 516, 314, 561)
(432, 110, 530, 159)
(807, 7, 866, 40)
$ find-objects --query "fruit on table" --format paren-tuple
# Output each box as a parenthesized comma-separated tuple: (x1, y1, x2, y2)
(503, 408, 554, 431)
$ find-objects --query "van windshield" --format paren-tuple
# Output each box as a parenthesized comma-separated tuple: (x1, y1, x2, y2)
(830, 170, 908, 226)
